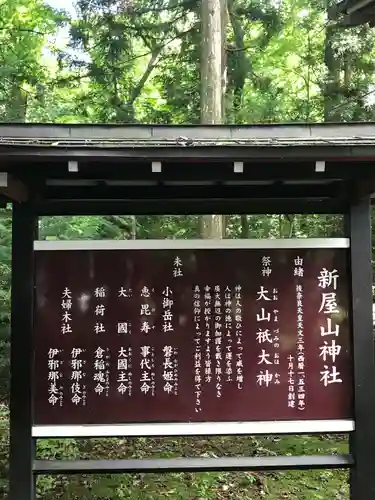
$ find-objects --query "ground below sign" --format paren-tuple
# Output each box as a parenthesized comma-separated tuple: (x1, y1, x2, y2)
(33, 241, 352, 426)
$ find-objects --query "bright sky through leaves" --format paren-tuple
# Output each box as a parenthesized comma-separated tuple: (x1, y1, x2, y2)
(46, 0, 76, 15)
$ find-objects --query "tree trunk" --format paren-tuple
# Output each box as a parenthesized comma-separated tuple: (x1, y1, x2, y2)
(227, 0, 249, 118)
(221, 0, 228, 118)
(7, 85, 27, 122)
(200, 0, 225, 238)
(131, 216, 137, 239)
(324, 1, 341, 121)
(240, 215, 249, 238)
(201, 215, 224, 238)
(201, 0, 223, 124)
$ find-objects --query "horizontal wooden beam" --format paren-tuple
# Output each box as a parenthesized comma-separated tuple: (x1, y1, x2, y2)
(0, 173, 28, 202)
(1, 145, 375, 162)
(33, 454, 353, 475)
(350, 177, 375, 199)
(43, 182, 344, 202)
(37, 198, 347, 216)
(17, 160, 366, 183)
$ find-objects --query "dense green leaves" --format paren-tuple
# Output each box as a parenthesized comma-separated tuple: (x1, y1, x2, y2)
(1, 0, 375, 123)
(0, 0, 374, 498)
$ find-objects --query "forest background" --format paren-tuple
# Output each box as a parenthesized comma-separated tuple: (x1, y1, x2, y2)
(0, 0, 374, 498)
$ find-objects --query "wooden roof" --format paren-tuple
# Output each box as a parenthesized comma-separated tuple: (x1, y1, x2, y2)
(330, 0, 375, 26)
(0, 122, 375, 215)
(1, 122, 375, 155)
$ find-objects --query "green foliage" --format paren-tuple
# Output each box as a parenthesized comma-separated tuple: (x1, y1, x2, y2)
(0, 0, 374, 123)
(0, 0, 373, 498)
(0, 0, 67, 121)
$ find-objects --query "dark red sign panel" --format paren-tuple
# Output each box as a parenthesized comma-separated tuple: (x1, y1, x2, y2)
(33, 245, 352, 426)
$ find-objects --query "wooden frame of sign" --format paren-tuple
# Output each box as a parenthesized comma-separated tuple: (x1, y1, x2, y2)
(5, 122, 375, 500)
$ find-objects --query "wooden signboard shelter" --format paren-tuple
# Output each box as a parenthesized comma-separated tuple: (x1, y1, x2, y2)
(2, 122, 375, 499)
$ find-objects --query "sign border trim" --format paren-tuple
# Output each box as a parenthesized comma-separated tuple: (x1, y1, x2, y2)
(34, 238, 350, 251)
(32, 419, 355, 438)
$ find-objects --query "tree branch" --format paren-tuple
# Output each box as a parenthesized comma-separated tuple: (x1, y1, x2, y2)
(126, 0, 196, 15)
(0, 26, 54, 36)
(127, 24, 194, 107)
(129, 51, 160, 105)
